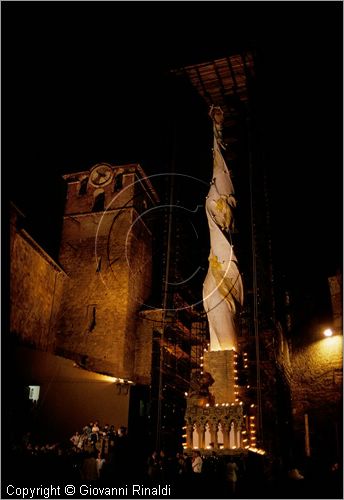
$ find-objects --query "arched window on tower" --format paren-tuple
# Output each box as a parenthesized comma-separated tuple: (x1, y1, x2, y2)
(92, 190, 105, 212)
(79, 176, 88, 195)
(114, 173, 123, 192)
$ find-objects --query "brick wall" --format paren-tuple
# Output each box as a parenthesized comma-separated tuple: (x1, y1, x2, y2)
(10, 224, 65, 352)
(328, 273, 342, 332)
(56, 165, 156, 380)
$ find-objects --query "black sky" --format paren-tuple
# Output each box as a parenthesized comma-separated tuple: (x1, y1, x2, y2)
(3, 2, 343, 325)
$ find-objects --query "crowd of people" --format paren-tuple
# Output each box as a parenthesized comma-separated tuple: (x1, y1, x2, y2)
(5, 421, 342, 498)
(5, 420, 248, 496)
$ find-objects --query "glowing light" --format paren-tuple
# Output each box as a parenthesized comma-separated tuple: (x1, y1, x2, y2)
(93, 373, 135, 384)
(184, 392, 188, 396)
(206, 403, 209, 407)
(324, 328, 333, 337)
(247, 385, 250, 388)
(250, 404, 255, 408)
(248, 447, 266, 455)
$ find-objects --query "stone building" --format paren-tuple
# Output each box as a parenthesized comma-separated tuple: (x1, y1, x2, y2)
(291, 273, 343, 465)
(8, 163, 161, 443)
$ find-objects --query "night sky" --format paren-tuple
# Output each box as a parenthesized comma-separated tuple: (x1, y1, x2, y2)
(3, 2, 342, 330)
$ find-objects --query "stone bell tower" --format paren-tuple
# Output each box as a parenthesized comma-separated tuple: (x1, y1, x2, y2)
(56, 163, 159, 380)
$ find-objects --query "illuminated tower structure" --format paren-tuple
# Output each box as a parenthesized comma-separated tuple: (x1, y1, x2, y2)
(184, 105, 245, 453)
(56, 163, 159, 379)
(175, 53, 293, 458)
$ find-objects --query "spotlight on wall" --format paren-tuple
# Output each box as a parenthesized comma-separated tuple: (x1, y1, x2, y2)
(323, 328, 333, 337)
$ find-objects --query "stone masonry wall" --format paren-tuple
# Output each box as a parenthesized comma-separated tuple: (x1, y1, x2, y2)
(125, 212, 153, 379)
(328, 273, 342, 332)
(57, 167, 155, 380)
(55, 163, 157, 380)
(57, 210, 134, 377)
(10, 228, 65, 352)
(291, 336, 343, 459)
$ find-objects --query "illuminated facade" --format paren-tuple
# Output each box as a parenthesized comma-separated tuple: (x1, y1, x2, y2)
(8, 164, 161, 441)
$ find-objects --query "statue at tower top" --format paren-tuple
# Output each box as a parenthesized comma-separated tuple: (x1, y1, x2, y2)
(203, 106, 244, 351)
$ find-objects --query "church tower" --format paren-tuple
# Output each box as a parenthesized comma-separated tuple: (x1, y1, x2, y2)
(56, 163, 159, 380)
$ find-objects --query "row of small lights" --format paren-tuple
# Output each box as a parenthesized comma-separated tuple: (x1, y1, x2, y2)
(183, 445, 265, 455)
(183, 348, 266, 455)
(234, 353, 239, 402)
(183, 394, 244, 408)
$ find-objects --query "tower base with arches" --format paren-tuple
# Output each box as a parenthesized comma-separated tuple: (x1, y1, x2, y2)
(184, 349, 245, 454)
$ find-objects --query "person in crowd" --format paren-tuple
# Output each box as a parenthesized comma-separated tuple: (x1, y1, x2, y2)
(96, 450, 106, 479)
(70, 431, 81, 451)
(159, 449, 169, 480)
(147, 451, 160, 482)
(80, 450, 98, 482)
(192, 450, 203, 474)
(225, 456, 239, 494)
(90, 421, 99, 444)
